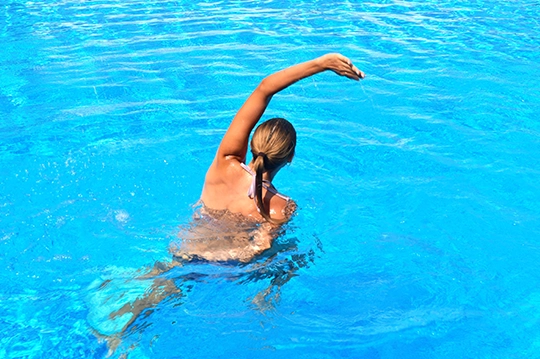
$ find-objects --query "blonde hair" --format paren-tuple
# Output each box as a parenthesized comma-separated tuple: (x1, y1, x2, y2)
(250, 118, 296, 224)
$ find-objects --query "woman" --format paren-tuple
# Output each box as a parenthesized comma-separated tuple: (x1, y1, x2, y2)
(91, 54, 364, 353)
(173, 53, 364, 262)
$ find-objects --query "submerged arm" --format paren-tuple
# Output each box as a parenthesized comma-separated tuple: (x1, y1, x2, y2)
(216, 53, 365, 163)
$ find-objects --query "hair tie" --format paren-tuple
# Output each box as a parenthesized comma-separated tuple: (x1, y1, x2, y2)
(256, 152, 267, 159)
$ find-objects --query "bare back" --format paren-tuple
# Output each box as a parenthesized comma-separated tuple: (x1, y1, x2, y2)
(200, 157, 293, 222)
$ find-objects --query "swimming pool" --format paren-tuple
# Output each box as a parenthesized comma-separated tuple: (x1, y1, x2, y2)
(2, 0, 540, 357)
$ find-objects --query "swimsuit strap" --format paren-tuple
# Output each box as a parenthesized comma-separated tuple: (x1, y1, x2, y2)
(240, 163, 290, 202)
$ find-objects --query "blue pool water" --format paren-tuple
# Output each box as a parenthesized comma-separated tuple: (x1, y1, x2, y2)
(2, 0, 540, 357)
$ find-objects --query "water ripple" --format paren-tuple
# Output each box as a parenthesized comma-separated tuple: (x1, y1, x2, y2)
(2, 0, 540, 357)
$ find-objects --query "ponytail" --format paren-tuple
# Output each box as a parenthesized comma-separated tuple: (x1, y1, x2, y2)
(252, 152, 274, 223)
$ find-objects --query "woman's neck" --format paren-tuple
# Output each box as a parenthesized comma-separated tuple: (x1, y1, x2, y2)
(248, 163, 278, 182)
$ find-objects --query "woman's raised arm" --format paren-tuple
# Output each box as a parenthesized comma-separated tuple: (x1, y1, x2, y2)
(215, 53, 364, 164)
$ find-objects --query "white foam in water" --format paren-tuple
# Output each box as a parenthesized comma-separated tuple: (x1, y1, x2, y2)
(114, 210, 130, 224)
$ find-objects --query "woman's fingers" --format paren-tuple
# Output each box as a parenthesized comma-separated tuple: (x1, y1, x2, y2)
(344, 57, 365, 80)
(331, 54, 365, 80)
(352, 65, 365, 79)
(339, 65, 363, 81)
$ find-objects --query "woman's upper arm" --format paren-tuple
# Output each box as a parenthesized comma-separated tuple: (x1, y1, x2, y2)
(216, 83, 272, 163)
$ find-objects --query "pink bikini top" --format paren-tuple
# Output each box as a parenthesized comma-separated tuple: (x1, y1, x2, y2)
(240, 163, 290, 202)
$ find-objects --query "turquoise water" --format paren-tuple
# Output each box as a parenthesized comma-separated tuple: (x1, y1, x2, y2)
(2, 0, 540, 358)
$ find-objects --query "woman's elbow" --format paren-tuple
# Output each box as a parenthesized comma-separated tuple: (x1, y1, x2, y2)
(257, 77, 276, 98)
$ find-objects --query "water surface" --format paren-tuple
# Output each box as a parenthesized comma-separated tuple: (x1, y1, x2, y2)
(1, 0, 540, 358)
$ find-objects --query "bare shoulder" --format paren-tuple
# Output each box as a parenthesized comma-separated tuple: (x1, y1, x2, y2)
(204, 156, 244, 186)
(201, 157, 248, 209)
(268, 195, 297, 222)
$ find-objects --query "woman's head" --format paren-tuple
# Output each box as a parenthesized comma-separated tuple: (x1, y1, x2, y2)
(250, 118, 296, 223)
(250, 117, 296, 171)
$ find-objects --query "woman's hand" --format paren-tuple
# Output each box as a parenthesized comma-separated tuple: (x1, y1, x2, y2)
(319, 53, 365, 81)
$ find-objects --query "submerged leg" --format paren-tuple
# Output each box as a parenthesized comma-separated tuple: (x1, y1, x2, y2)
(97, 260, 184, 355)
(109, 276, 182, 329)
